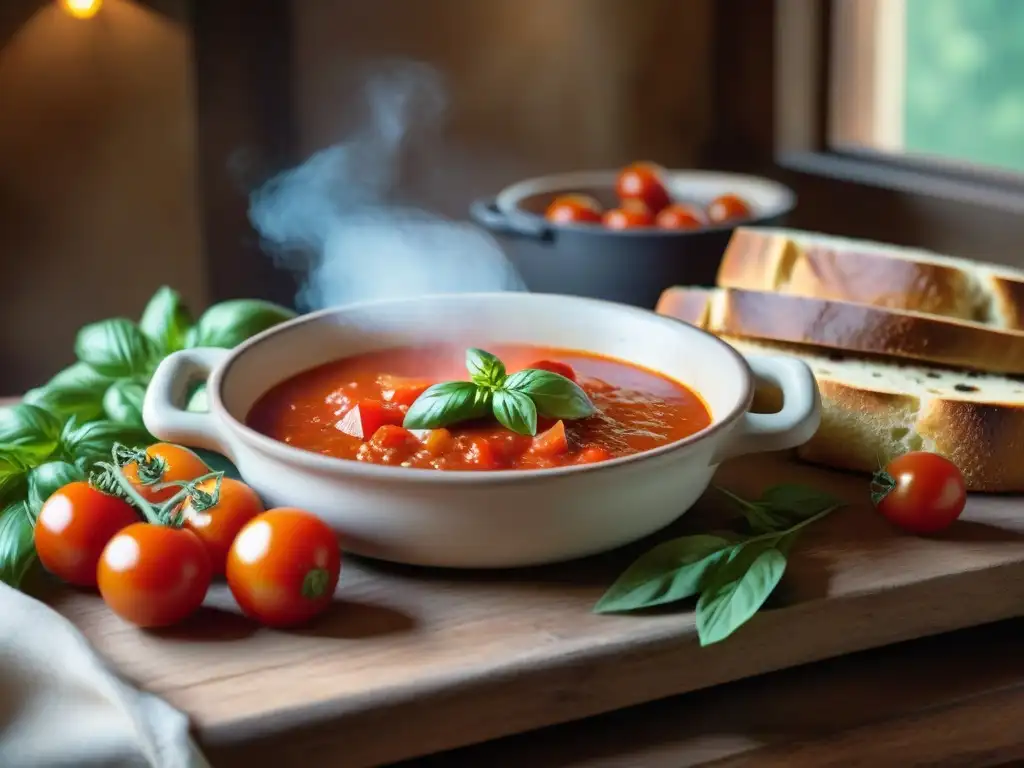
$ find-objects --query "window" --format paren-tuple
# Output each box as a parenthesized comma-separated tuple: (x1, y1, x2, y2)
(829, 0, 1024, 176)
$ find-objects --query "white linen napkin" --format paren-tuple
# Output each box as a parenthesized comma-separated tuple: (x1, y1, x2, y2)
(0, 583, 211, 768)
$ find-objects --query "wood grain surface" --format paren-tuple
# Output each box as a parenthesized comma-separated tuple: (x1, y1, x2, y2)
(45, 452, 1024, 767)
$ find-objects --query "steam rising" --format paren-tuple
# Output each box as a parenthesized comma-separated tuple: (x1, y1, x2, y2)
(248, 61, 524, 310)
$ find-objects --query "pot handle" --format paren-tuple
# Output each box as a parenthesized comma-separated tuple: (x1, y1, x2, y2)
(469, 197, 552, 240)
(143, 348, 233, 455)
(712, 354, 821, 464)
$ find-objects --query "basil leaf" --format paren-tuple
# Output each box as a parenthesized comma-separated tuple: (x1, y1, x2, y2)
(755, 485, 843, 531)
(695, 539, 788, 646)
(594, 534, 732, 613)
(191, 448, 241, 481)
(466, 348, 506, 388)
(0, 500, 36, 588)
(62, 420, 152, 473)
(491, 389, 538, 436)
(0, 447, 31, 507)
(47, 361, 112, 391)
(75, 318, 159, 378)
(0, 404, 64, 461)
(103, 379, 147, 426)
(27, 461, 85, 516)
(403, 382, 491, 429)
(24, 383, 106, 424)
(139, 286, 194, 354)
(189, 299, 296, 349)
(505, 369, 596, 420)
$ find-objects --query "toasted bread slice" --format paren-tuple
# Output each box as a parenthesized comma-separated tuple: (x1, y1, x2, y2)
(716, 227, 1024, 329)
(658, 290, 1024, 490)
(657, 285, 1024, 375)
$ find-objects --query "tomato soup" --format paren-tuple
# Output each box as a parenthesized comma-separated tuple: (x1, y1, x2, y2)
(245, 344, 712, 471)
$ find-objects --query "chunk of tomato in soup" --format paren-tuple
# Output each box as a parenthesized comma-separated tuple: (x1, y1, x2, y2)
(336, 399, 405, 439)
(531, 420, 569, 457)
(525, 359, 577, 382)
(378, 375, 433, 407)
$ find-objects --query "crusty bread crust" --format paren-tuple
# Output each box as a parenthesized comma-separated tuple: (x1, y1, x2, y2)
(716, 227, 1024, 329)
(662, 285, 1024, 375)
(657, 286, 1024, 491)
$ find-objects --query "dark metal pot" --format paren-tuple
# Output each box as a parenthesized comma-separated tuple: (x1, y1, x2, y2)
(470, 169, 796, 308)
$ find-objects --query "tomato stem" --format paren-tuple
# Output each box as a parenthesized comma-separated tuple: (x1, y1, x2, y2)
(300, 568, 330, 600)
(869, 470, 897, 507)
(113, 444, 166, 486)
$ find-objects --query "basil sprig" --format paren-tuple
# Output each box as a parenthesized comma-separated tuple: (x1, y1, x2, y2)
(0, 285, 296, 589)
(595, 484, 844, 646)
(403, 348, 596, 436)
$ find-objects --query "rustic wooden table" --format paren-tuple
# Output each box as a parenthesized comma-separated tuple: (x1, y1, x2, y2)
(403, 617, 1024, 767)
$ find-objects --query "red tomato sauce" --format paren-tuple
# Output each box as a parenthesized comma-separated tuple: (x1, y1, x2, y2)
(245, 345, 712, 471)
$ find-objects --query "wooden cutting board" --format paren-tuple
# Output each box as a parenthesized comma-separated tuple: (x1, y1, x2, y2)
(48, 452, 1024, 768)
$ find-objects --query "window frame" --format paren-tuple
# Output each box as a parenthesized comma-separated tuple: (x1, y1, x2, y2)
(708, 0, 1024, 266)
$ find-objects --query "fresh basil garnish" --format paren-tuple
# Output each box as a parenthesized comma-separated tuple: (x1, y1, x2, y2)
(492, 389, 538, 436)
(60, 419, 152, 474)
(466, 348, 507, 389)
(403, 382, 492, 429)
(403, 348, 597, 436)
(75, 318, 159, 378)
(504, 369, 596, 420)
(139, 285, 194, 354)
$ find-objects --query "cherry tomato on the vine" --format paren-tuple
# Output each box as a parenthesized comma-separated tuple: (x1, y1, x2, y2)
(226, 508, 342, 628)
(871, 451, 967, 534)
(97, 523, 212, 628)
(656, 202, 705, 230)
(544, 194, 603, 225)
(616, 162, 672, 213)
(34, 482, 139, 588)
(603, 200, 656, 230)
(119, 443, 210, 504)
(706, 193, 753, 224)
(180, 476, 265, 576)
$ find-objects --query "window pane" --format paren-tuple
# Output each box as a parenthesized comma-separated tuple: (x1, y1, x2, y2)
(904, 0, 1024, 172)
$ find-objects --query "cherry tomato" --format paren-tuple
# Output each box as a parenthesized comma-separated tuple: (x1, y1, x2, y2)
(603, 201, 656, 230)
(119, 443, 210, 504)
(656, 203, 705, 230)
(544, 194, 603, 225)
(706, 193, 753, 224)
(98, 523, 212, 627)
(34, 482, 139, 588)
(871, 451, 967, 534)
(179, 477, 265, 576)
(226, 508, 341, 627)
(616, 162, 672, 213)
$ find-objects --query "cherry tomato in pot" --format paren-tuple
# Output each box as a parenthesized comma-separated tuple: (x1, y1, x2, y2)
(603, 201, 656, 230)
(615, 162, 672, 213)
(118, 443, 210, 504)
(870, 451, 967, 534)
(34, 481, 139, 588)
(544, 194, 603, 225)
(97, 522, 213, 627)
(226, 508, 342, 628)
(706, 193, 753, 224)
(179, 476, 265, 576)
(656, 203, 705, 230)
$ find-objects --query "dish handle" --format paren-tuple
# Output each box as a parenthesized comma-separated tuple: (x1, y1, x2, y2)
(143, 348, 232, 455)
(712, 354, 821, 464)
(469, 198, 552, 240)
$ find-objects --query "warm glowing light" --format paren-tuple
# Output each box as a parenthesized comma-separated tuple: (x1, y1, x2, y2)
(61, 0, 102, 20)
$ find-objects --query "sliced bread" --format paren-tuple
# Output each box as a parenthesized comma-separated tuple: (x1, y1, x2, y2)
(716, 227, 1024, 329)
(657, 285, 1024, 375)
(659, 292, 1024, 491)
